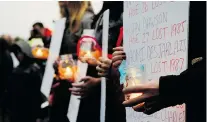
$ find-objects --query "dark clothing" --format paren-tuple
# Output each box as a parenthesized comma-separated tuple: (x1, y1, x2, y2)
(7, 63, 42, 122)
(6, 40, 43, 122)
(159, 59, 205, 122)
(93, 7, 123, 55)
(0, 38, 13, 103)
(159, 2, 206, 122)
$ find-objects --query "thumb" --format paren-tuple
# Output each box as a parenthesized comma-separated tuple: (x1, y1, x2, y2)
(80, 76, 91, 82)
(123, 84, 148, 94)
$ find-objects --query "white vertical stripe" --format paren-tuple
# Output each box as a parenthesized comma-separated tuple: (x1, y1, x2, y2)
(101, 9, 109, 122)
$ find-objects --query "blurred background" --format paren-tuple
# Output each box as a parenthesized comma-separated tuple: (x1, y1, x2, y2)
(0, 1, 103, 39)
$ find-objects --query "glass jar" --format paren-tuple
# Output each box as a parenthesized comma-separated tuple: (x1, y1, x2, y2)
(124, 65, 145, 100)
(57, 54, 77, 81)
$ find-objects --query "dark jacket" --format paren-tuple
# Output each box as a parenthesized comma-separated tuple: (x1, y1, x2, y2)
(0, 38, 13, 102)
(8, 63, 42, 122)
(159, 2, 206, 122)
(7, 41, 42, 122)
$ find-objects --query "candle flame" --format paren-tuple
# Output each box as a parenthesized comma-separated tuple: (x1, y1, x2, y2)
(36, 49, 43, 57)
(85, 51, 92, 58)
(64, 67, 73, 78)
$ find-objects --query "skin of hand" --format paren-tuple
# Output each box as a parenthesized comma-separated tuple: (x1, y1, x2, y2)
(96, 57, 112, 77)
(79, 56, 99, 66)
(122, 82, 160, 114)
(78, 52, 99, 66)
(112, 46, 126, 68)
(69, 76, 101, 97)
(86, 58, 98, 66)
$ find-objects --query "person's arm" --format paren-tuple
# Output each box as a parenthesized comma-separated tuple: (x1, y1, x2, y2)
(159, 59, 205, 108)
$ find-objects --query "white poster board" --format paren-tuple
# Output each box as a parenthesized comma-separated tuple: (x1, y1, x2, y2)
(123, 1, 189, 122)
(41, 18, 66, 98)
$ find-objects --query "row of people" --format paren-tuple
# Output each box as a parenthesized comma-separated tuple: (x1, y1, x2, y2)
(0, 1, 205, 122)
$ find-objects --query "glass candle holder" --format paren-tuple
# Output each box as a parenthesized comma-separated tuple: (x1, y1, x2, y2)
(57, 54, 77, 81)
(78, 38, 101, 65)
(124, 66, 144, 101)
(32, 47, 49, 59)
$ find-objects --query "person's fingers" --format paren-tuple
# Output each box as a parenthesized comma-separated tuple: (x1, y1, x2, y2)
(122, 84, 148, 94)
(102, 59, 112, 65)
(97, 60, 102, 65)
(112, 51, 125, 57)
(80, 76, 91, 82)
(86, 59, 98, 66)
(72, 82, 86, 88)
(96, 66, 105, 72)
(71, 91, 84, 96)
(132, 102, 145, 112)
(123, 94, 149, 107)
(113, 47, 124, 51)
(112, 60, 122, 68)
(100, 63, 110, 70)
(98, 72, 107, 77)
(99, 57, 104, 62)
(69, 87, 85, 92)
(112, 55, 126, 62)
(78, 57, 86, 63)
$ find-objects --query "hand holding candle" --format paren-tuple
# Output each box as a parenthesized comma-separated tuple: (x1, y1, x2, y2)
(122, 81, 160, 114)
(69, 76, 101, 97)
(96, 57, 112, 77)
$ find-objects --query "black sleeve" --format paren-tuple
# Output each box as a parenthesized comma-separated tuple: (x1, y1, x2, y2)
(159, 59, 205, 108)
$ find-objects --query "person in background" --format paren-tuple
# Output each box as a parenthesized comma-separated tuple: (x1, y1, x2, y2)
(70, 1, 126, 122)
(7, 40, 42, 122)
(1, 35, 14, 46)
(98, 2, 206, 122)
(31, 22, 52, 48)
(49, 1, 94, 122)
(0, 37, 14, 122)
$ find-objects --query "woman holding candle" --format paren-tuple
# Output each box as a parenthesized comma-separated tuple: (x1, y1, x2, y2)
(49, 1, 95, 122)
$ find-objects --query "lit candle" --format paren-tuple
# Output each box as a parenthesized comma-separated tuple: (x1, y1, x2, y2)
(64, 67, 73, 78)
(84, 51, 92, 58)
(36, 49, 43, 57)
(125, 68, 143, 100)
